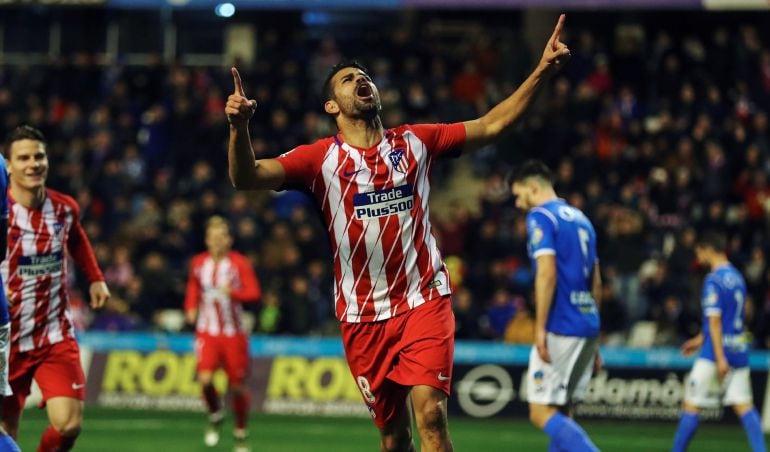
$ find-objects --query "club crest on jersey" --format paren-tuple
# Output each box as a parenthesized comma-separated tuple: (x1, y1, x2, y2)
(388, 149, 409, 174)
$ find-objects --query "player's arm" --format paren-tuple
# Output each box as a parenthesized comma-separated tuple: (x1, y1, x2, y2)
(183, 259, 201, 325)
(591, 261, 602, 310)
(67, 207, 110, 309)
(680, 333, 703, 356)
(230, 256, 261, 304)
(708, 314, 730, 381)
(226, 67, 286, 191)
(0, 217, 6, 262)
(534, 254, 557, 362)
(462, 14, 570, 152)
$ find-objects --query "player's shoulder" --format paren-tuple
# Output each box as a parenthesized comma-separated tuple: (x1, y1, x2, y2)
(279, 136, 335, 158)
(47, 189, 78, 210)
(228, 251, 250, 264)
(527, 204, 559, 228)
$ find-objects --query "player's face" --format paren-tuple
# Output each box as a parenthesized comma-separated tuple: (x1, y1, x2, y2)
(206, 225, 232, 256)
(326, 68, 381, 120)
(694, 245, 710, 266)
(512, 181, 536, 211)
(8, 139, 48, 190)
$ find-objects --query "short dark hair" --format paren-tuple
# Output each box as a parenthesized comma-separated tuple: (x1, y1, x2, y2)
(4, 125, 46, 157)
(696, 230, 727, 253)
(508, 160, 555, 186)
(322, 60, 369, 102)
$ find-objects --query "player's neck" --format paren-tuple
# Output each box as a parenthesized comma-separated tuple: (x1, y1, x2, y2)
(338, 116, 384, 149)
(710, 255, 729, 270)
(210, 251, 227, 261)
(10, 184, 45, 209)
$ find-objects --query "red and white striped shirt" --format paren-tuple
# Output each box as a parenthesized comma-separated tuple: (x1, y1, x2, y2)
(184, 251, 261, 337)
(0, 189, 104, 353)
(276, 123, 466, 323)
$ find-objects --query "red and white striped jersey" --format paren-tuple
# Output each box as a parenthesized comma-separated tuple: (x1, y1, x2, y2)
(276, 123, 466, 323)
(0, 189, 104, 353)
(184, 251, 261, 337)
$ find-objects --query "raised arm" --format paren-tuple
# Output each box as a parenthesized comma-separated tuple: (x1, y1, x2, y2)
(226, 67, 286, 191)
(463, 14, 571, 152)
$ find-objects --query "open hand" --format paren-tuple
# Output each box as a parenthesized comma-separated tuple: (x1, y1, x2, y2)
(225, 67, 257, 129)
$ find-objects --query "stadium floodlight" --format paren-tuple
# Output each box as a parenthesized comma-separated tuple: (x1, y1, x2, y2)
(215, 3, 236, 17)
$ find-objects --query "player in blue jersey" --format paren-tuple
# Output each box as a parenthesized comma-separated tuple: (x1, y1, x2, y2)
(0, 152, 20, 452)
(672, 231, 766, 452)
(510, 160, 600, 452)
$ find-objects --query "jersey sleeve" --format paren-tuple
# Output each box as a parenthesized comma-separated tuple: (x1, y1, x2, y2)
(527, 210, 557, 258)
(702, 278, 722, 317)
(275, 142, 324, 189)
(408, 123, 467, 159)
(183, 257, 201, 313)
(0, 158, 8, 220)
(66, 200, 105, 283)
(230, 254, 261, 304)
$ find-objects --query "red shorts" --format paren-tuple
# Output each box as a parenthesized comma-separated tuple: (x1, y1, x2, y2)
(195, 333, 249, 386)
(3, 338, 86, 418)
(341, 297, 455, 429)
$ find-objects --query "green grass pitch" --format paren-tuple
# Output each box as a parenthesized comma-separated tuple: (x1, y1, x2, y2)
(14, 407, 761, 451)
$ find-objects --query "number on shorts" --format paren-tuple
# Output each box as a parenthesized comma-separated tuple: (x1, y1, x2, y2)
(356, 376, 376, 403)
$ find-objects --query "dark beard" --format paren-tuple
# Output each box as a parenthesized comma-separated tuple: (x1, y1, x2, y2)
(349, 97, 381, 120)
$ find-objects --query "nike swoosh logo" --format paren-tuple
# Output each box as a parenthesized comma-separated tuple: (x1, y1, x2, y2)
(343, 169, 363, 177)
(72, 383, 85, 390)
(438, 372, 450, 381)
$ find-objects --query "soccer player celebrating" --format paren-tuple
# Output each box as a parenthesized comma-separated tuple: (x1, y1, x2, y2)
(673, 231, 766, 452)
(0, 149, 21, 452)
(226, 15, 571, 452)
(510, 160, 601, 452)
(0, 125, 110, 451)
(184, 216, 261, 452)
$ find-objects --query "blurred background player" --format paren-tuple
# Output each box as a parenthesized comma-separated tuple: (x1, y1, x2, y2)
(510, 160, 601, 452)
(184, 215, 261, 452)
(226, 14, 570, 452)
(673, 231, 766, 452)
(0, 141, 20, 452)
(0, 125, 110, 451)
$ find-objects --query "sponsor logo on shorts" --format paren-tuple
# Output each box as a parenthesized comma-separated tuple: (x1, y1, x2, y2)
(367, 405, 377, 419)
(438, 372, 450, 381)
(72, 383, 85, 390)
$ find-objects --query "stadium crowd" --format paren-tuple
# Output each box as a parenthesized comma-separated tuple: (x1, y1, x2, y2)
(0, 14, 769, 349)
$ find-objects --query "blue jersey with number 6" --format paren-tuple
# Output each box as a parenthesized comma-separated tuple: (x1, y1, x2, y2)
(526, 199, 599, 338)
(700, 264, 749, 367)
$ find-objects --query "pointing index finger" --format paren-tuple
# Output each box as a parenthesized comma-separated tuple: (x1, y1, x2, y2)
(550, 14, 566, 50)
(232, 67, 245, 97)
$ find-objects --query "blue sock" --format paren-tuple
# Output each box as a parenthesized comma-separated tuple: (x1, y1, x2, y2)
(672, 412, 699, 452)
(0, 434, 20, 452)
(740, 408, 767, 452)
(543, 412, 599, 452)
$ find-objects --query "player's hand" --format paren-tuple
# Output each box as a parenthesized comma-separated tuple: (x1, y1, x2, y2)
(680, 337, 702, 357)
(716, 359, 730, 382)
(226, 67, 257, 130)
(89, 281, 111, 309)
(538, 14, 571, 76)
(535, 328, 551, 363)
(593, 351, 604, 375)
(218, 285, 231, 297)
(5, 287, 13, 307)
(185, 309, 197, 326)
